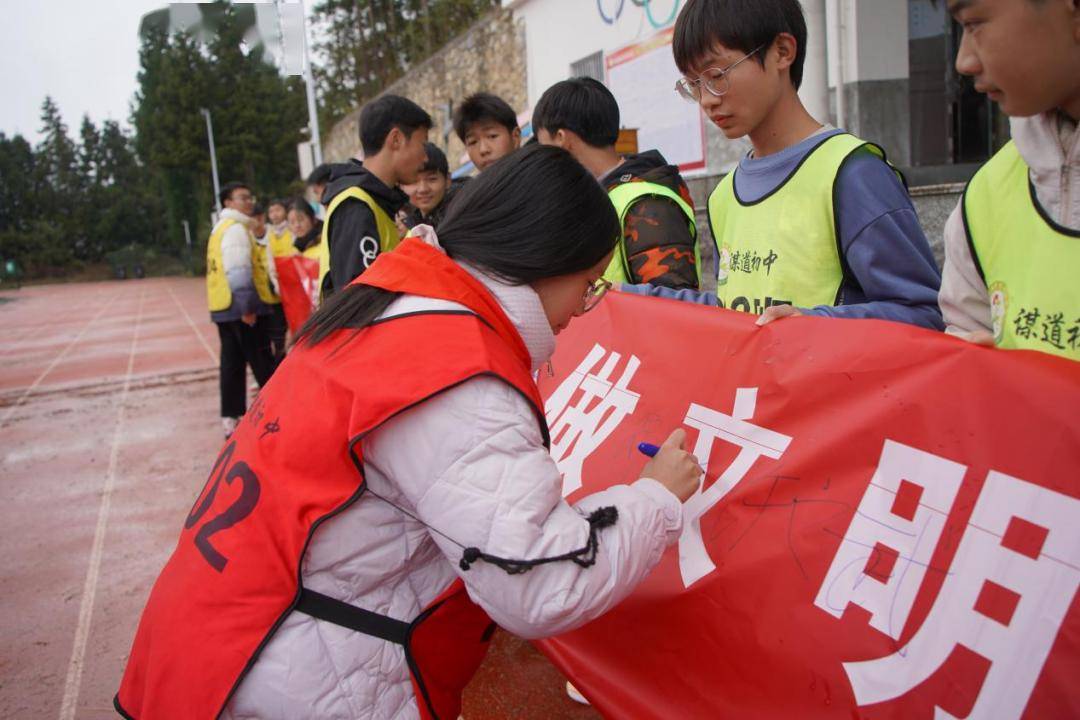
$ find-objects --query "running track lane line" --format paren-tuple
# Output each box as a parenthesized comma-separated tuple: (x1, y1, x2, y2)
(0, 289, 123, 428)
(57, 285, 146, 720)
(165, 281, 218, 364)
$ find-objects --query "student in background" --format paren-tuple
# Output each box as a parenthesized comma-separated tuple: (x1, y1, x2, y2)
(320, 95, 431, 297)
(306, 164, 333, 218)
(266, 198, 296, 258)
(627, 0, 942, 330)
(402, 142, 459, 230)
(938, 0, 1079, 361)
(250, 202, 286, 364)
(454, 92, 522, 172)
(205, 182, 277, 438)
(287, 197, 324, 259)
(534, 77, 700, 290)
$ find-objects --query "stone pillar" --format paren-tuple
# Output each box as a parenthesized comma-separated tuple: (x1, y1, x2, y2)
(799, 0, 830, 125)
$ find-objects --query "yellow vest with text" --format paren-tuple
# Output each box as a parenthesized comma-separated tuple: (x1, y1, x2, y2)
(206, 218, 277, 312)
(963, 140, 1080, 361)
(708, 133, 888, 314)
(267, 226, 296, 258)
(318, 187, 400, 292)
(604, 181, 701, 286)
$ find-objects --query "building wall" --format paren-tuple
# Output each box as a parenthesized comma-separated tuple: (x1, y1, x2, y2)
(322, 8, 527, 172)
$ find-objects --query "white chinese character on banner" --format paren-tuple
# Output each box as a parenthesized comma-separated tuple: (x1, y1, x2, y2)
(818, 445, 1080, 720)
(814, 440, 967, 639)
(679, 388, 793, 587)
(545, 344, 642, 497)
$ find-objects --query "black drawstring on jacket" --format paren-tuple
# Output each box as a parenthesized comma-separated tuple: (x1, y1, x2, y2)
(458, 506, 619, 575)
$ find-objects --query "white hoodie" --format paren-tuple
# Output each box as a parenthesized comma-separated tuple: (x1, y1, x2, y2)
(939, 112, 1080, 336)
(222, 252, 684, 720)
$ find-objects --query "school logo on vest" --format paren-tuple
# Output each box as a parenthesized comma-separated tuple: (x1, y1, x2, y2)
(717, 244, 732, 286)
(989, 281, 1008, 344)
(359, 236, 379, 269)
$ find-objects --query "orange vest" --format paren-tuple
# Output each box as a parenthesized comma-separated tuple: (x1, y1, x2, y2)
(116, 239, 548, 719)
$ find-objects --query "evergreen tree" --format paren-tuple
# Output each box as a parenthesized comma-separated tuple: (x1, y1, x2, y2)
(311, 0, 499, 129)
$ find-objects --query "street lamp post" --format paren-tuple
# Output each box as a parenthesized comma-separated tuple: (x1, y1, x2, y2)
(200, 107, 222, 213)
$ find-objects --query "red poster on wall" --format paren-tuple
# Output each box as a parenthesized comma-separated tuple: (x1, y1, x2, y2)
(535, 291, 1080, 720)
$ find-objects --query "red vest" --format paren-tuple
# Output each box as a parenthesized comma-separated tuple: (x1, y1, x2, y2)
(116, 239, 548, 719)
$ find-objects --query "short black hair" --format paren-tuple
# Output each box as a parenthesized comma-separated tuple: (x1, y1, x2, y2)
(268, 198, 288, 211)
(673, 0, 808, 90)
(306, 164, 332, 187)
(252, 202, 266, 216)
(287, 196, 318, 223)
(359, 95, 432, 156)
(453, 93, 518, 141)
(219, 181, 250, 206)
(532, 77, 619, 149)
(421, 142, 449, 176)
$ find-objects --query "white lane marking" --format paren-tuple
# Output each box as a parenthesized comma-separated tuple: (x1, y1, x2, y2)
(0, 290, 122, 428)
(166, 281, 218, 364)
(58, 285, 146, 720)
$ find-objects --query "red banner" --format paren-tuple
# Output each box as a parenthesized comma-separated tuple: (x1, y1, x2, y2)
(274, 255, 320, 334)
(535, 291, 1080, 720)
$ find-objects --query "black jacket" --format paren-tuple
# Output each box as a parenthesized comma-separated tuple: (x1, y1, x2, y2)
(320, 160, 408, 297)
(600, 150, 699, 290)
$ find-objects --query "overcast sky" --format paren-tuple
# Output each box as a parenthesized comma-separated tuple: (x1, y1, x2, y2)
(1, 1, 319, 144)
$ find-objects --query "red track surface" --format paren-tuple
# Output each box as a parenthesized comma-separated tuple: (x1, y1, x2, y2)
(0, 277, 600, 719)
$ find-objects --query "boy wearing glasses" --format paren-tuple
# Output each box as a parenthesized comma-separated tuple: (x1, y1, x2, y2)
(939, 0, 1079, 361)
(632, 0, 942, 329)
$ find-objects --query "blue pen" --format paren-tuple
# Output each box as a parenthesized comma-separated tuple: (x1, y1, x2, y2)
(637, 442, 661, 457)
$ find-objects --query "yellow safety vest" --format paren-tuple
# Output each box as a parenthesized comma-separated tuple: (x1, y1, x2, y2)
(708, 133, 890, 314)
(254, 235, 281, 305)
(319, 186, 399, 293)
(267, 226, 296, 258)
(963, 140, 1080, 361)
(604, 181, 701, 286)
(206, 218, 277, 312)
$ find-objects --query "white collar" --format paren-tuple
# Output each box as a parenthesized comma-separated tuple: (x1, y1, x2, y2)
(462, 263, 556, 374)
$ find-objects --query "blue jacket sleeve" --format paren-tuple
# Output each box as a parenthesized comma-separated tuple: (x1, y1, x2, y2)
(804, 150, 943, 330)
(619, 283, 718, 306)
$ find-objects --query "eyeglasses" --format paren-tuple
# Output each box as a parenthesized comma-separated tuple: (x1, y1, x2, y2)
(582, 278, 612, 313)
(674, 44, 766, 102)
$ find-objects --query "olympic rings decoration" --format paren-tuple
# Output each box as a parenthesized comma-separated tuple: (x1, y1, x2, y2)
(599, 0, 681, 30)
(596, 0, 625, 25)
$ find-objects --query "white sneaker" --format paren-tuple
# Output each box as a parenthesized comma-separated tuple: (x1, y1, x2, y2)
(222, 416, 240, 438)
(566, 681, 590, 705)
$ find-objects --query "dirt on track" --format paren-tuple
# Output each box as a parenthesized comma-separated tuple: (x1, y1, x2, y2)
(0, 277, 598, 720)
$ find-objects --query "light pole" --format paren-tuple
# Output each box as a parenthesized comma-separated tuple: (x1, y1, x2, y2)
(200, 107, 222, 213)
(300, 0, 322, 166)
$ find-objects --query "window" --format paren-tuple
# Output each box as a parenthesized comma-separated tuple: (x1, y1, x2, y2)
(908, 0, 1008, 167)
(570, 51, 605, 83)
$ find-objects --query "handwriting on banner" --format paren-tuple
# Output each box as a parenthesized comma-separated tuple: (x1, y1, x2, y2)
(680, 390, 792, 587)
(816, 441, 1080, 719)
(545, 344, 793, 588)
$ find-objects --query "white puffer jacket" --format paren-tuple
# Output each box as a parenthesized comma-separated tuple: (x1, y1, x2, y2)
(222, 262, 684, 720)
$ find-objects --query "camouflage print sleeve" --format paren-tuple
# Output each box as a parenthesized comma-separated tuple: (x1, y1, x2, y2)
(623, 196, 699, 290)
